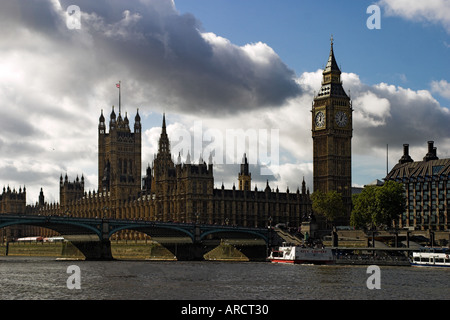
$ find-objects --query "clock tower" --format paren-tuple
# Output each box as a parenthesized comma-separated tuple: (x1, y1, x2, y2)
(312, 37, 353, 220)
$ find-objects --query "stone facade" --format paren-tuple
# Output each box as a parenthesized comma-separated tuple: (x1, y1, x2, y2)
(312, 38, 353, 222)
(385, 141, 450, 231)
(1, 107, 312, 240)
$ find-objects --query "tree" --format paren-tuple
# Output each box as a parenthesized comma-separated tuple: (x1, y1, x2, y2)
(350, 186, 377, 229)
(311, 190, 345, 226)
(350, 181, 406, 230)
(375, 180, 406, 227)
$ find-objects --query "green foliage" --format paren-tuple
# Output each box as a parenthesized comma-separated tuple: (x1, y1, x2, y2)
(350, 181, 406, 229)
(311, 190, 345, 224)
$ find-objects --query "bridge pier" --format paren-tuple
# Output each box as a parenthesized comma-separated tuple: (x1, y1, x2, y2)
(164, 243, 208, 261)
(70, 240, 114, 261)
(162, 242, 268, 261)
(61, 221, 114, 260)
(235, 245, 268, 262)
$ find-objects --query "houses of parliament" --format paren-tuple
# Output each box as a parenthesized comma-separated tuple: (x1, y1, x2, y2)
(1, 108, 312, 239)
(1, 39, 356, 239)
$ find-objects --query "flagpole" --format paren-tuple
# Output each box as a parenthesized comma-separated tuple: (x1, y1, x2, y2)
(118, 80, 121, 114)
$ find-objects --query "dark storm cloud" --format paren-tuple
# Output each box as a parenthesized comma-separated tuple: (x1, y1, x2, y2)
(0, 113, 41, 138)
(0, 0, 303, 202)
(0, 164, 57, 187)
(1, 0, 301, 115)
(0, 0, 60, 34)
(347, 79, 450, 156)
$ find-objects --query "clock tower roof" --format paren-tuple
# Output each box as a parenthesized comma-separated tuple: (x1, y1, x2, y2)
(316, 36, 349, 99)
(324, 36, 341, 74)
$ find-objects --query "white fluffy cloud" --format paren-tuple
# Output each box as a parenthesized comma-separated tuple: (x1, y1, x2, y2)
(431, 79, 450, 99)
(378, 0, 450, 32)
(353, 91, 391, 127)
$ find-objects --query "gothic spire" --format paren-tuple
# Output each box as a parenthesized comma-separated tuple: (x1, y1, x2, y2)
(99, 109, 105, 123)
(324, 35, 340, 74)
(158, 113, 170, 155)
(162, 112, 166, 128)
(316, 36, 348, 99)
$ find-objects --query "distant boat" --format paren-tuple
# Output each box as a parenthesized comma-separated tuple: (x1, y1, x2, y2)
(410, 247, 450, 268)
(268, 242, 335, 265)
(16, 236, 43, 242)
(44, 236, 65, 242)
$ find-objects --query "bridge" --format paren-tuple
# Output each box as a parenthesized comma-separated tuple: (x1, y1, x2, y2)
(0, 214, 272, 260)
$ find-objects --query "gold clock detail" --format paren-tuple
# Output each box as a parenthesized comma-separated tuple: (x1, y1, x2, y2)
(315, 111, 325, 128)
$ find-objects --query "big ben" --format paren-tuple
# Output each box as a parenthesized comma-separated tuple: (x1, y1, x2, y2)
(312, 37, 353, 219)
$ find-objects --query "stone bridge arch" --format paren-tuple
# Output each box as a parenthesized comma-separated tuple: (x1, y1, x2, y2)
(0, 215, 110, 260)
(199, 228, 269, 244)
(0, 215, 271, 260)
(108, 223, 195, 242)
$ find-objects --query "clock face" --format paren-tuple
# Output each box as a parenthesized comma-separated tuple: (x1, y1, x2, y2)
(335, 111, 348, 127)
(315, 111, 325, 128)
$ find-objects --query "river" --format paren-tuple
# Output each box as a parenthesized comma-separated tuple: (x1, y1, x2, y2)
(0, 256, 448, 301)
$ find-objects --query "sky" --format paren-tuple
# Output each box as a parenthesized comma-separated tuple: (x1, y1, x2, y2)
(0, 0, 450, 205)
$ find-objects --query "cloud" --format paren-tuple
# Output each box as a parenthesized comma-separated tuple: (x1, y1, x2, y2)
(353, 91, 391, 127)
(431, 79, 450, 99)
(347, 81, 450, 158)
(1, 0, 301, 114)
(142, 68, 450, 193)
(164, 69, 450, 190)
(68, 0, 300, 114)
(0, 0, 302, 203)
(378, 0, 450, 33)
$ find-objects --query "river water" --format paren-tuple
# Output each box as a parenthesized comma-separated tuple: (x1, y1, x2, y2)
(0, 256, 448, 301)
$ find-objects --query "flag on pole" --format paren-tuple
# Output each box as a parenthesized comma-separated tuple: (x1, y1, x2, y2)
(117, 81, 121, 113)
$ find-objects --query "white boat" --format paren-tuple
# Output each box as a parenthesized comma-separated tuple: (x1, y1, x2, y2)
(268, 243, 335, 265)
(410, 248, 450, 268)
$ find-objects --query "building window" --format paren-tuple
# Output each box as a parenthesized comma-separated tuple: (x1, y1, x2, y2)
(432, 165, 444, 175)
